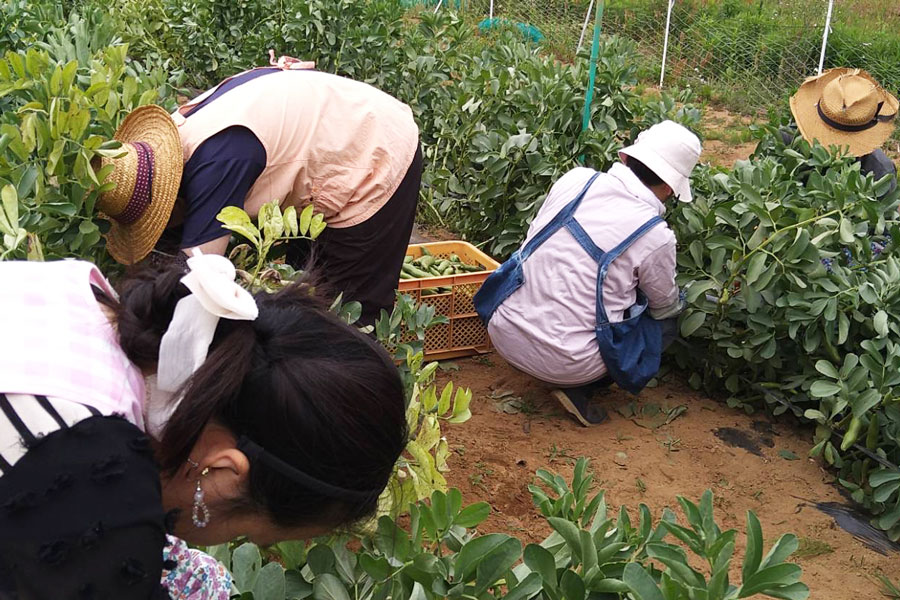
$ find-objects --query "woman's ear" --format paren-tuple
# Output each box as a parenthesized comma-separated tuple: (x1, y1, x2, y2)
(201, 448, 251, 503)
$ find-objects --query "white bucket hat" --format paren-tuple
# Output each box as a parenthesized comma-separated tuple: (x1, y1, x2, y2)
(619, 120, 702, 203)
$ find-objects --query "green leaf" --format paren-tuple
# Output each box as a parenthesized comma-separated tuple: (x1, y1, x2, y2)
(839, 218, 855, 244)
(742, 511, 763, 581)
(307, 545, 336, 576)
(285, 570, 313, 600)
(522, 544, 556, 591)
(814, 360, 839, 379)
(738, 563, 802, 597)
(874, 310, 889, 337)
(877, 505, 900, 530)
(454, 534, 512, 581)
(455, 502, 491, 528)
(504, 572, 542, 600)
(686, 280, 716, 303)
(299, 204, 314, 235)
(374, 516, 410, 563)
(559, 570, 586, 600)
(358, 554, 391, 580)
(870, 471, 900, 487)
(274, 541, 308, 570)
(308, 211, 326, 238)
(645, 543, 703, 588)
(231, 543, 262, 593)
(759, 534, 799, 570)
(312, 573, 350, 600)
(283, 205, 299, 237)
(745, 253, 767, 285)
(680, 310, 707, 337)
(253, 562, 286, 600)
(809, 380, 842, 398)
(474, 538, 522, 595)
(547, 517, 582, 562)
(759, 582, 810, 600)
(622, 563, 664, 600)
(0, 184, 19, 235)
(778, 449, 799, 461)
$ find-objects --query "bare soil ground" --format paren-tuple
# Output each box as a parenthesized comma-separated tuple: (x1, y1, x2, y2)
(437, 354, 900, 599)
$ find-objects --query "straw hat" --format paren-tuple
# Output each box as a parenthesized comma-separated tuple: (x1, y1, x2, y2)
(790, 68, 898, 157)
(619, 120, 702, 203)
(97, 105, 183, 265)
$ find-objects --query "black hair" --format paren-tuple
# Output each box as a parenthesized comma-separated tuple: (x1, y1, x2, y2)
(624, 155, 666, 188)
(98, 263, 408, 529)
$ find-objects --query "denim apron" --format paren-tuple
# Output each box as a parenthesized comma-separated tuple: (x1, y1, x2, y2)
(474, 172, 665, 394)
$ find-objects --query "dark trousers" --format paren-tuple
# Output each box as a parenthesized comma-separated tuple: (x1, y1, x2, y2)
(285, 145, 423, 327)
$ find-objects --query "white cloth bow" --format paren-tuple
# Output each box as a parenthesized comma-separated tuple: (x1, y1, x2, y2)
(147, 250, 258, 436)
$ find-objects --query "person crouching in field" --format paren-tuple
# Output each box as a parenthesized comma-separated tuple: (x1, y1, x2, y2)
(759, 68, 898, 199)
(473, 121, 702, 426)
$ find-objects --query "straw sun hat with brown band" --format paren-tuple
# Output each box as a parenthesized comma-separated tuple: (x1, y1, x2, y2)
(96, 104, 183, 265)
(790, 67, 898, 158)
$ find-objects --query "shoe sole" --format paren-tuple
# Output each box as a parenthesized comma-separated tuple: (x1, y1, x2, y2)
(551, 390, 592, 427)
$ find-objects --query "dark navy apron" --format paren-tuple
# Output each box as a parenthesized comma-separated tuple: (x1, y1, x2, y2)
(473, 172, 665, 394)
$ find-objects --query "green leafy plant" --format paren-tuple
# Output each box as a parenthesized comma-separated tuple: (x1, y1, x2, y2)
(0, 44, 174, 269)
(671, 128, 900, 539)
(218, 201, 326, 292)
(209, 458, 808, 600)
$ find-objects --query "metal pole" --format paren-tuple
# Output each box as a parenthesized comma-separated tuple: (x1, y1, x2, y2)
(489, 0, 494, 20)
(576, 0, 595, 54)
(659, 0, 675, 87)
(818, 0, 835, 75)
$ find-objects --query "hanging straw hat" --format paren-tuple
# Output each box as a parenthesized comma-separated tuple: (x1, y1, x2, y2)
(790, 67, 898, 157)
(96, 105, 183, 265)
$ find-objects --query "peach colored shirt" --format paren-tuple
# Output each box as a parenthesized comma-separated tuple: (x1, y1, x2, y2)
(172, 69, 419, 228)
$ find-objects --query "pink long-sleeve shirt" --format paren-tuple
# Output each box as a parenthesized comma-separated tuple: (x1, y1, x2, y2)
(487, 164, 681, 386)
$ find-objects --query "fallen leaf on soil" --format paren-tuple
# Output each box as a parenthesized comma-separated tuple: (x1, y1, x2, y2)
(494, 398, 525, 414)
(622, 402, 689, 429)
(779, 449, 800, 461)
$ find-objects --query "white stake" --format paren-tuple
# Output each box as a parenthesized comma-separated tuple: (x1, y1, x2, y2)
(433, 0, 443, 14)
(659, 0, 675, 87)
(818, 0, 835, 75)
(489, 0, 494, 20)
(577, 0, 595, 54)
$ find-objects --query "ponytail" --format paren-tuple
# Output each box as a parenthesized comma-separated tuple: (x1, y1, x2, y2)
(96, 265, 190, 370)
(103, 262, 407, 529)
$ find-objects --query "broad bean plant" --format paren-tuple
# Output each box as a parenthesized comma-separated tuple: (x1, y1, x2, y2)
(671, 128, 900, 539)
(210, 459, 808, 600)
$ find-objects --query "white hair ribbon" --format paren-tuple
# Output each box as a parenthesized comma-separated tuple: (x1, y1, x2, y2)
(146, 250, 258, 437)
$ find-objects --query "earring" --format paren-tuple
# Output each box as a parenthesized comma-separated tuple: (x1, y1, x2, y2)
(186, 458, 199, 474)
(192, 467, 211, 528)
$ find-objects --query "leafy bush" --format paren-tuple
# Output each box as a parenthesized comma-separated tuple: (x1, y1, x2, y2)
(209, 458, 808, 600)
(0, 45, 175, 268)
(671, 129, 900, 539)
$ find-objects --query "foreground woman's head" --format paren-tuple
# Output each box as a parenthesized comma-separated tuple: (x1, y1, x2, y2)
(104, 262, 408, 544)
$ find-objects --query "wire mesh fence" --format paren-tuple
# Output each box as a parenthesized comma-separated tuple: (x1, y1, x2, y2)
(445, 0, 900, 116)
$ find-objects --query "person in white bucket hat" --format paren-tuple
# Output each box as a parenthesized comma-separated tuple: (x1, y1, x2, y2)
(476, 120, 702, 425)
(619, 119, 701, 203)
